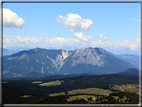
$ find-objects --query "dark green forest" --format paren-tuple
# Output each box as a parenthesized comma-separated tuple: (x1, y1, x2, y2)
(33, 92, 139, 104)
(2, 74, 140, 104)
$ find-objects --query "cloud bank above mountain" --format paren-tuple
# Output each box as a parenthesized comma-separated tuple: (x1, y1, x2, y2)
(3, 35, 140, 53)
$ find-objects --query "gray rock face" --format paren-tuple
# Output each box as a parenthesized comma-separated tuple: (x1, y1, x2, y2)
(71, 48, 105, 67)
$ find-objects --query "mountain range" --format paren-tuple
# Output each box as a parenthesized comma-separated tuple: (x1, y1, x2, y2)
(3, 47, 137, 78)
(116, 54, 139, 68)
(2, 48, 27, 56)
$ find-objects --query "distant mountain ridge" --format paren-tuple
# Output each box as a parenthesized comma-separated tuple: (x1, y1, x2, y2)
(2, 48, 20, 56)
(3, 47, 137, 78)
(116, 54, 139, 68)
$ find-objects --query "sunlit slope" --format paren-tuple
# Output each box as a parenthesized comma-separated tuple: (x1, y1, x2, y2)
(58, 47, 136, 74)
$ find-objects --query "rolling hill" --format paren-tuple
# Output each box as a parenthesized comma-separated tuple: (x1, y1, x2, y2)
(117, 68, 139, 76)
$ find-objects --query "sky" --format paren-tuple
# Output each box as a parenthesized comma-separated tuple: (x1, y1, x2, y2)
(2, 2, 140, 55)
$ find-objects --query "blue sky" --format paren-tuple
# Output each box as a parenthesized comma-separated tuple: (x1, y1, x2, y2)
(2, 2, 140, 55)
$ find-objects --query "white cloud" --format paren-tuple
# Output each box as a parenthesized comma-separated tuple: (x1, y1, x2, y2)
(3, 38, 11, 44)
(124, 39, 129, 43)
(130, 44, 137, 50)
(3, 35, 140, 53)
(90, 38, 140, 51)
(3, 36, 37, 44)
(115, 40, 130, 47)
(91, 41, 97, 45)
(45, 37, 83, 47)
(14, 36, 37, 43)
(48, 37, 68, 45)
(43, 35, 140, 52)
(66, 38, 80, 45)
(74, 32, 92, 41)
(55, 13, 94, 32)
(99, 34, 107, 39)
(2, 8, 26, 27)
(132, 18, 141, 22)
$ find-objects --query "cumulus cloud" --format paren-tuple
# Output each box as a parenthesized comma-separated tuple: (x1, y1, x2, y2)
(47, 37, 68, 45)
(74, 32, 92, 41)
(44, 33, 140, 52)
(14, 36, 37, 43)
(3, 35, 140, 53)
(3, 38, 11, 44)
(115, 40, 130, 47)
(2, 8, 26, 27)
(66, 38, 80, 45)
(124, 39, 129, 43)
(130, 44, 137, 50)
(46, 37, 85, 46)
(90, 38, 140, 51)
(55, 13, 94, 32)
(99, 34, 107, 39)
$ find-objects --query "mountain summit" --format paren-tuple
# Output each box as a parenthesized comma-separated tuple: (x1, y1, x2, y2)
(3, 47, 136, 78)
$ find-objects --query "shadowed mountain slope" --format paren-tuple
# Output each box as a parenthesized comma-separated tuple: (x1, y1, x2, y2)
(117, 68, 139, 76)
(3, 47, 137, 78)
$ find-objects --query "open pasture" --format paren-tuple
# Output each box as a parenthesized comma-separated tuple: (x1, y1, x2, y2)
(67, 88, 112, 95)
(49, 88, 113, 96)
(38, 80, 64, 86)
(67, 95, 96, 103)
(111, 84, 139, 95)
(19, 95, 32, 98)
(32, 81, 42, 84)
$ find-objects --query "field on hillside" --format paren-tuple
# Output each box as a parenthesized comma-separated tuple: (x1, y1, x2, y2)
(111, 84, 139, 95)
(38, 80, 64, 86)
(49, 88, 113, 96)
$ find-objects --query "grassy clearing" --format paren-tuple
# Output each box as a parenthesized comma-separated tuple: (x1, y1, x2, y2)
(49, 92, 65, 96)
(67, 95, 96, 103)
(20, 95, 32, 98)
(18, 54, 27, 60)
(2, 82, 9, 83)
(111, 84, 139, 95)
(68, 88, 112, 95)
(49, 88, 113, 97)
(38, 80, 64, 86)
(7, 57, 18, 60)
(32, 81, 42, 84)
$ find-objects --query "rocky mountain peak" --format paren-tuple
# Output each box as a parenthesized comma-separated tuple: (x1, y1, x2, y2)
(71, 47, 106, 67)
(3, 47, 137, 78)
(61, 49, 71, 60)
